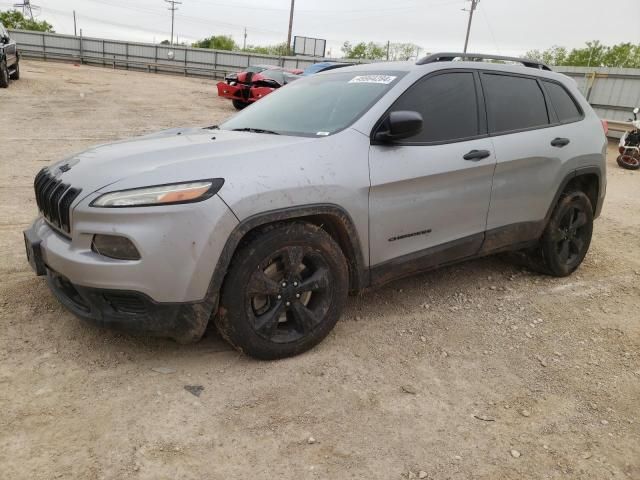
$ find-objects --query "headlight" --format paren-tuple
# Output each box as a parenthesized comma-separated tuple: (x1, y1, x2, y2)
(90, 179, 224, 208)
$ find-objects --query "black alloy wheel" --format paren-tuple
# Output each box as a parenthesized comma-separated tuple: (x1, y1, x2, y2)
(217, 222, 348, 360)
(540, 191, 594, 276)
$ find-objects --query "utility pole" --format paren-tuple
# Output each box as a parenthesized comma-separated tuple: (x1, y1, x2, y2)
(165, 0, 182, 46)
(13, 0, 38, 20)
(243, 27, 247, 50)
(386, 40, 390, 61)
(463, 0, 479, 53)
(286, 0, 295, 55)
(73, 10, 77, 36)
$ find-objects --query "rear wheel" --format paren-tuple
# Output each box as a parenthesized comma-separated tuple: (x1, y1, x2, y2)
(539, 191, 594, 276)
(512, 191, 593, 277)
(617, 154, 640, 170)
(232, 99, 249, 110)
(0, 60, 9, 88)
(216, 222, 348, 360)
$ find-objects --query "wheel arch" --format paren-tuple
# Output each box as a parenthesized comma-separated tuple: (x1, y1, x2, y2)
(545, 167, 602, 222)
(205, 204, 369, 313)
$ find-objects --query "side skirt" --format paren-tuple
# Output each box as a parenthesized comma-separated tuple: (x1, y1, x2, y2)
(368, 221, 545, 288)
(369, 233, 484, 287)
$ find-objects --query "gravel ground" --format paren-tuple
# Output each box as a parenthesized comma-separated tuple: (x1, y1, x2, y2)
(1, 60, 639, 480)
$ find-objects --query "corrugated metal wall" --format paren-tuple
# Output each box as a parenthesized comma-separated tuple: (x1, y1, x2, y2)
(555, 66, 640, 123)
(8, 30, 640, 124)
(8, 29, 327, 77)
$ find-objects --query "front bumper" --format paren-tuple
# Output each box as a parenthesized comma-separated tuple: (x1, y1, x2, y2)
(24, 194, 239, 341)
(44, 266, 213, 343)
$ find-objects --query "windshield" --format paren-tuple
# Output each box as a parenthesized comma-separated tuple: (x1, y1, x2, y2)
(221, 71, 406, 137)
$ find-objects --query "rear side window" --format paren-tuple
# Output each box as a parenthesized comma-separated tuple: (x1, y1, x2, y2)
(390, 72, 479, 143)
(482, 74, 549, 134)
(542, 81, 583, 123)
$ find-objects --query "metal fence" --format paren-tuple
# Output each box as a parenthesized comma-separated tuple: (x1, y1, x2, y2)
(555, 66, 640, 127)
(8, 29, 333, 78)
(9, 30, 640, 131)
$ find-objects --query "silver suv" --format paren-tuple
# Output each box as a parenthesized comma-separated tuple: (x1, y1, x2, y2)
(24, 53, 607, 359)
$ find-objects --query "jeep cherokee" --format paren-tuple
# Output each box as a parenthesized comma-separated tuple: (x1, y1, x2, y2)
(24, 53, 607, 359)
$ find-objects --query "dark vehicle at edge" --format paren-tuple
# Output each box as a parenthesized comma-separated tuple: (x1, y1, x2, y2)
(0, 22, 20, 88)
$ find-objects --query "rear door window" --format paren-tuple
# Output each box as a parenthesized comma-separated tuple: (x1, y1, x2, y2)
(481, 73, 550, 134)
(389, 71, 480, 143)
(542, 81, 583, 123)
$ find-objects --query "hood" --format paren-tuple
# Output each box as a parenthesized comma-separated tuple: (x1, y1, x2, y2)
(49, 127, 314, 196)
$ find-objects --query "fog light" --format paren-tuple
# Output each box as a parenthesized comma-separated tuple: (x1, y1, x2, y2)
(92, 234, 140, 260)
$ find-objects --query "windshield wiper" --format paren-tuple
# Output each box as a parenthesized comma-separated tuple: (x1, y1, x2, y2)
(232, 127, 280, 135)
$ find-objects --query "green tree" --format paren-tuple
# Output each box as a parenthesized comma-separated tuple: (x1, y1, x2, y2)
(160, 39, 171, 45)
(192, 35, 238, 51)
(525, 45, 568, 66)
(389, 42, 421, 61)
(0, 9, 54, 32)
(525, 41, 640, 68)
(341, 41, 386, 60)
(245, 42, 289, 56)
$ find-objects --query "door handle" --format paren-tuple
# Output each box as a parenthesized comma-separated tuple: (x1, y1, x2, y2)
(463, 150, 491, 161)
(551, 137, 570, 147)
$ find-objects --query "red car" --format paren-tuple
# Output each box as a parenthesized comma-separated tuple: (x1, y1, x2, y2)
(217, 65, 303, 110)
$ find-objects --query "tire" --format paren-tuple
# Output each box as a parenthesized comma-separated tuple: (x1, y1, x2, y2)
(617, 154, 640, 170)
(9, 58, 19, 80)
(0, 60, 9, 88)
(216, 222, 349, 360)
(538, 191, 594, 277)
(232, 99, 249, 110)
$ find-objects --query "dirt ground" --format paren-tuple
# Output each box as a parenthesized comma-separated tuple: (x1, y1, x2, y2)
(1, 60, 639, 480)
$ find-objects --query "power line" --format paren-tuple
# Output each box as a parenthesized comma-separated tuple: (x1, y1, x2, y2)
(164, 0, 182, 46)
(463, 0, 479, 53)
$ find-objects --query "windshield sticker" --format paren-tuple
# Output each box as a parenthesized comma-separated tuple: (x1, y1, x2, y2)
(349, 75, 397, 85)
(316, 131, 330, 136)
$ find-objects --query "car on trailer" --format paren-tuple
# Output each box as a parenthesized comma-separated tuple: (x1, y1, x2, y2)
(218, 65, 303, 110)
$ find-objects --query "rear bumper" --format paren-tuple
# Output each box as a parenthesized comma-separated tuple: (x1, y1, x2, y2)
(46, 267, 214, 343)
(216, 81, 274, 103)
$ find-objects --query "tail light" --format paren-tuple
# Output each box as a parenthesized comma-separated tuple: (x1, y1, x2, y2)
(619, 146, 625, 154)
(601, 120, 609, 136)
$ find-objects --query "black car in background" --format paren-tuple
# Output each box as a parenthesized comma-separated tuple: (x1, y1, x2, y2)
(0, 22, 20, 88)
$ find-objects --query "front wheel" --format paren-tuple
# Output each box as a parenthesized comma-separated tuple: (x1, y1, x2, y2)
(0, 60, 9, 88)
(232, 99, 249, 110)
(539, 191, 594, 277)
(216, 222, 349, 360)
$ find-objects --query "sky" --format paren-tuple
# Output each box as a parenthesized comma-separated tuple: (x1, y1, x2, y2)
(2, 0, 639, 58)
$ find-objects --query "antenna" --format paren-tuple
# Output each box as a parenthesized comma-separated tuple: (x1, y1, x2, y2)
(13, 0, 40, 20)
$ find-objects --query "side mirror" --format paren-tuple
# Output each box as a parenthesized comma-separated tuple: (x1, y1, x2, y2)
(374, 111, 423, 143)
(634, 107, 639, 115)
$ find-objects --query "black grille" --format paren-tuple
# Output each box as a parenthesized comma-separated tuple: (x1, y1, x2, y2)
(34, 168, 82, 233)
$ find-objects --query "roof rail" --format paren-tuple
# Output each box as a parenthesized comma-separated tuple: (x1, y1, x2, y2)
(416, 52, 552, 71)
